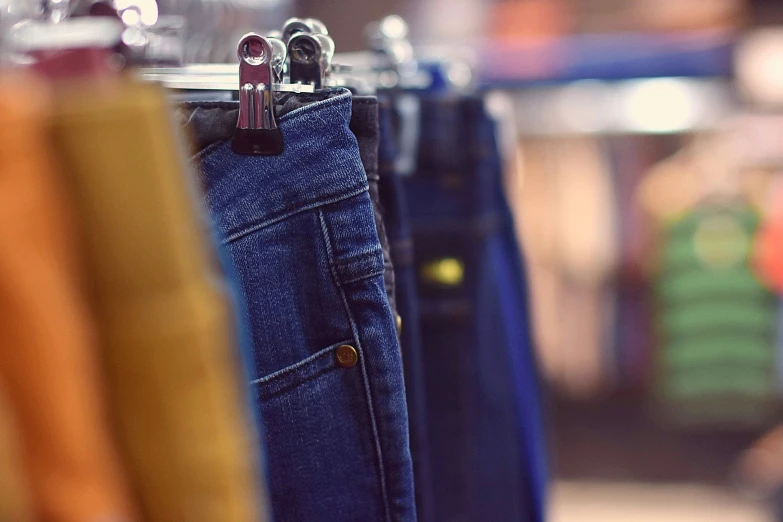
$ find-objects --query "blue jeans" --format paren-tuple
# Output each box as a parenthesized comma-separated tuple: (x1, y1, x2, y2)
(378, 99, 436, 522)
(400, 94, 548, 522)
(349, 97, 397, 319)
(186, 90, 416, 522)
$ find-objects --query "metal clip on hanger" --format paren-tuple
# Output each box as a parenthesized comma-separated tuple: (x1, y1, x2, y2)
(366, 15, 417, 89)
(280, 17, 333, 87)
(232, 33, 284, 156)
(323, 15, 416, 93)
(288, 32, 333, 89)
(360, 15, 473, 93)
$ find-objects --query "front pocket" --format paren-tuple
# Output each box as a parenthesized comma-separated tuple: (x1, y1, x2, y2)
(253, 340, 355, 399)
(253, 340, 387, 522)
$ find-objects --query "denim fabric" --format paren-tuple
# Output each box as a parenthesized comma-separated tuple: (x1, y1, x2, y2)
(211, 228, 270, 482)
(350, 97, 397, 318)
(400, 95, 547, 522)
(378, 99, 435, 522)
(181, 96, 397, 318)
(183, 89, 416, 522)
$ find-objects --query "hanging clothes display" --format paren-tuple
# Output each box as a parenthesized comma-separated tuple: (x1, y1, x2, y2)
(400, 94, 547, 522)
(0, 12, 549, 522)
(640, 136, 778, 427)
(654, 204, 777, 425)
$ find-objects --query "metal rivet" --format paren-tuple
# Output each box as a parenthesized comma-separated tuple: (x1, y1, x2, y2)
(336, 344, 358, 368)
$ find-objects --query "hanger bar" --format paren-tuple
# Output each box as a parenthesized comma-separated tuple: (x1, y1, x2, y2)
(135, 50, 378, 80)
(136, 65, 315, 92)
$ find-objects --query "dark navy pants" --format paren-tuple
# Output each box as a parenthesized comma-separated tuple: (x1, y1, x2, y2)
(400, 94, 548, 522)
(378, 98, 436, 522)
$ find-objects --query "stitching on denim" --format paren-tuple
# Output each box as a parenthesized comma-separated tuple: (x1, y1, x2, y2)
(222, 185, 368, 245)
(340, 268, 385, 286)
(318, 209, 393, 522)
(250, 340, 352, 385)
(318, 209, 337, 281)
(333, 248, 385, 286)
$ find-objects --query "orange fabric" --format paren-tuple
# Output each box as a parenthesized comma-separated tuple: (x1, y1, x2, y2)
(51, 79, 265, 522)
(0, 73, 137, 522)
(754, 179, 783, 292)
(0, 388, 32, 522)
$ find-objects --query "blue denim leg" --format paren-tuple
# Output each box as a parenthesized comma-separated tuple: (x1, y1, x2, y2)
(412, 228, 526, 522)
(378, 99, 436, 522)
(192, 90, 416, 522)
(493, 222, 549, 522)
(487, 110, 548, 522)
(401, 95, 547, 522)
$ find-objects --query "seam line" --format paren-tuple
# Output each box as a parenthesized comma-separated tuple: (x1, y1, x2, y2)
(222, 186, 367, 245)
(341, 268, 385, 286)
(250, 340, 352, 385)
(318, 209, 393, 522)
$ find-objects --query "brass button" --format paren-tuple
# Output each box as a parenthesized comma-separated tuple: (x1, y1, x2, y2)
(336, 345, 358, 368)
(395, 313, 403, 335)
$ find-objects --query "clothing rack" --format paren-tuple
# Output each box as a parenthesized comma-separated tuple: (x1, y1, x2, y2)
(0, 8, 550, 522)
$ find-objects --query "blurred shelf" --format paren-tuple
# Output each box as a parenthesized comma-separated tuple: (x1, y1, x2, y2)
(488, 77, 736, 136)
(478, 29, 736, 87)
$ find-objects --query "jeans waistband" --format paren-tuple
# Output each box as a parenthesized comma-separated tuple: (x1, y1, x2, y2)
(349, 97, 379, 181)
(377, 98, 396, 176)
(179, 92, 379, 180)
(182, 89, 370, 243)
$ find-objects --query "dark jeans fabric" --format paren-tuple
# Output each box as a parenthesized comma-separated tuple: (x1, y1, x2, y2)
(350, 97, 397, 318)
(378, 99, 435, 522)
(180, 89, 416, 522)
(399, 94, 547, 522)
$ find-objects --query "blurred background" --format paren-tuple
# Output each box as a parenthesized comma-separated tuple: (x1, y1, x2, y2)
(142, 0, 783, 519)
